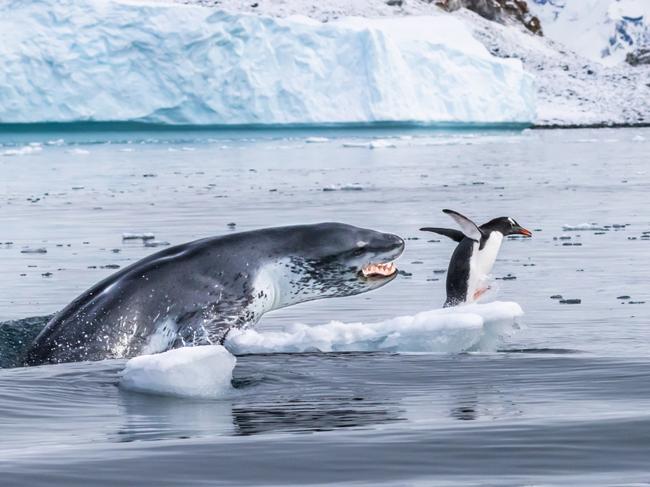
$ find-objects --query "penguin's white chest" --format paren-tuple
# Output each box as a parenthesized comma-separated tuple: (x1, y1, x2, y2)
(467, 232, 503, 300)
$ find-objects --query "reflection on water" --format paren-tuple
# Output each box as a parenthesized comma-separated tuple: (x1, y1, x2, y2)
(114, 354, 408, 441)
(231, 398, 405, 436)
(115, 392, 236, 442)
(114, 392, 405, 442)
(2, 347, 650, 486)
(451, 399, 478, 421)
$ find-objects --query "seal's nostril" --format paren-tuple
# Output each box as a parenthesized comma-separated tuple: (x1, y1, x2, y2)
(392, 234, 405, 249)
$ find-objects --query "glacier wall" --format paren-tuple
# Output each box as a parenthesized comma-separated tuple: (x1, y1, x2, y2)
(0, 0, 535, 125)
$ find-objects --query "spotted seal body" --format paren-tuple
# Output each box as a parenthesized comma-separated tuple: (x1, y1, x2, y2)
(24, 223, 404, 365)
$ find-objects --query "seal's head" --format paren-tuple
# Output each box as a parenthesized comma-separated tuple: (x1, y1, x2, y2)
(266, 223, 404, 306)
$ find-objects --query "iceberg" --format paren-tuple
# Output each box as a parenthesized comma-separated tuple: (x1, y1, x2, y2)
(0, 0, 535, 125)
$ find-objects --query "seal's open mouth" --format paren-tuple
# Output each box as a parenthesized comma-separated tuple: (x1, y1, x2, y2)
(360, 262, 397, 278)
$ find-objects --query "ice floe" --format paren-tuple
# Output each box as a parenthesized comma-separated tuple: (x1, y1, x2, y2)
(119, 345, 236, 399)
(226, 301, 523, 354)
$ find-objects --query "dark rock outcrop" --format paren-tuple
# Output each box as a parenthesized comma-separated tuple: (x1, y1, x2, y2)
(626, 48, 650, 66)
(435, 0, 542, 35)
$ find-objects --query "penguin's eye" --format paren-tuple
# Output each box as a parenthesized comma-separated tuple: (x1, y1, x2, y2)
(353, 248, 365, 256)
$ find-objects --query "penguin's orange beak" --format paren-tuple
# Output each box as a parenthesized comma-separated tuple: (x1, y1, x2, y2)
(515, 226, 532, 237)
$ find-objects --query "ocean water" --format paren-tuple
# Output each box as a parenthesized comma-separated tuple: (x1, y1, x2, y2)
(1, 126, 649, 485)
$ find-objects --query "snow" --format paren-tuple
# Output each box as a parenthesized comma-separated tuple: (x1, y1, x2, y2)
(0, 0, 534, 126)
(119, 345, 236, 398)
(226, 301, 523, 354)
(453, 8, 650, 126)
(167, 0, 650, 126)
(529, 0, 650, 66)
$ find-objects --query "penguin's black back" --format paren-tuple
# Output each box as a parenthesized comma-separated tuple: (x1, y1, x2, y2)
(444, 238, 473, 307)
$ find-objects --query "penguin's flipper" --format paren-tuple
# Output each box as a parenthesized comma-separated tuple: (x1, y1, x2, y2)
(419, 227, 465, 243)
(442, 209, 484, 241)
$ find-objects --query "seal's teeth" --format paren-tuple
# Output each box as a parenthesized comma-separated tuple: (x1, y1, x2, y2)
(361, 261, 397, 278)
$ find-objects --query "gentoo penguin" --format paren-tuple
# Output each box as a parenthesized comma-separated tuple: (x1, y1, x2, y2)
(421, 209, 532, 307)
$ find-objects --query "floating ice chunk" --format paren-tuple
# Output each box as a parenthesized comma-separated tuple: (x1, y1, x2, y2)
(144, 240, 171, 248)
(343, 139, 397, 149)
(2, 146, 42, 156)
(20, 247, 47, 254)
(322, 183, 365, 191)
(305, 137, 329, 143)
(562, 223, 606, 231)
(340, 183, 365, 191)
(119, 345, 236, 399)
(122, 232, 155, 240)
(369, 139, 397, 149)
(226, 301, 523, 354)
(67, 148, 90, 155)
(633, 135, 645, 142)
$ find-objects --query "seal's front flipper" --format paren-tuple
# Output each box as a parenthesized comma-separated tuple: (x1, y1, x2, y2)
(419, 227, 465, 242)
(442, 209, 483, 241)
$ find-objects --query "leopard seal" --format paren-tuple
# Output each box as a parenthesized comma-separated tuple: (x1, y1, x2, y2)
(24, 223, 404, 365)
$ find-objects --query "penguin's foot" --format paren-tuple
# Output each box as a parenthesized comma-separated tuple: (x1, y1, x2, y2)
(473, 287, 491, 301)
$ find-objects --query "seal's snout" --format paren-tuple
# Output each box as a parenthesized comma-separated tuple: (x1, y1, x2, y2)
(377, 232, 404, 255)
(359, 232, 404, 279)
(388, 233, 405, 251)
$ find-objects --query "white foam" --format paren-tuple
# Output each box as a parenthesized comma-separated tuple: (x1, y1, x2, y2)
(226, 301, 523, 354)
(322, 183, 366, 191)
(66, 148, 90, 155)
(2, 146, 42, 156)
(119, 345, 236, 399)
(342, 139, 397, 149)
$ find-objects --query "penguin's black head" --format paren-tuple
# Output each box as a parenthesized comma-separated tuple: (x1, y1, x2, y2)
(482, 217, 532, 237)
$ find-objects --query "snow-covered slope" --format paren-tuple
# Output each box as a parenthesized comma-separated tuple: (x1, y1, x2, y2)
(0, 0, 534, 125)
(529, 0, 650, 66)
(453, 7, 650, 126)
